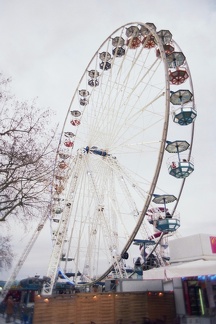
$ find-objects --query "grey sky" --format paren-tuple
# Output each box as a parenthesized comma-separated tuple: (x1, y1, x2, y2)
(0, 0, 215, 280)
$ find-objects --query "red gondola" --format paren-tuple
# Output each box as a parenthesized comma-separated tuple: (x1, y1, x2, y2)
(58, 161, 68, 169)
(142, 35, 156, 49)
(169, 69, 189, 85)
(64, 141, 74, 148)
(70, 120, 80, 126)
(126, 37, 141, 49)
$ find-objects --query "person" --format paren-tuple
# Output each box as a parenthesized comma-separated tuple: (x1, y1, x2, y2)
(171, 162, 176, 169)
(0, 300, 6, 317)
(92, 285, 98, 293)
(135, 257, 142, 266)
(21, 304, 29, 324)
(134, 257, 143, 279)
(147, 253, 159, 268)
(5, 296, 14, 323)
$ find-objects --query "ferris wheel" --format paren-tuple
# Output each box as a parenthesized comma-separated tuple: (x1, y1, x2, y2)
(42, 22, 196, 295)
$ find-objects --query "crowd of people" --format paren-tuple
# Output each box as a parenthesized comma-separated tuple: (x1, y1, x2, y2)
(0, 296, 33, 324)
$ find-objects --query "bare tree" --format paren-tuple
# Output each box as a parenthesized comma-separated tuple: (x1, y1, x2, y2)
(0, 73, 57, 222)
(0, 236, 14, 270)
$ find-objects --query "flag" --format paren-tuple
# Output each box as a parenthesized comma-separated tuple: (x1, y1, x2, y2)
(210, 236, 216, 253)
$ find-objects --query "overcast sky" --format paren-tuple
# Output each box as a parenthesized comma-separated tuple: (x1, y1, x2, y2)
(0, 0, 216, 280)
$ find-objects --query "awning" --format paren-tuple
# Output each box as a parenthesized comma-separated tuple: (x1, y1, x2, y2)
(142, 259, 216, 280)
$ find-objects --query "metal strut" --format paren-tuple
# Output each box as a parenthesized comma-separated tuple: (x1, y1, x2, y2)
(85, 158, 128, 280)
(42, 152, 83, 296)
(110, 158, 166, 267)
(2, 212, 49, 297)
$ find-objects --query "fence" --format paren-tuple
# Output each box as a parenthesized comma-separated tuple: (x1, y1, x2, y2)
(33, 291, 176, 324)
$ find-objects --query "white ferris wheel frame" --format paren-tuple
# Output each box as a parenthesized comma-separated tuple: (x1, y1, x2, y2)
(42, 22, 195, 295)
